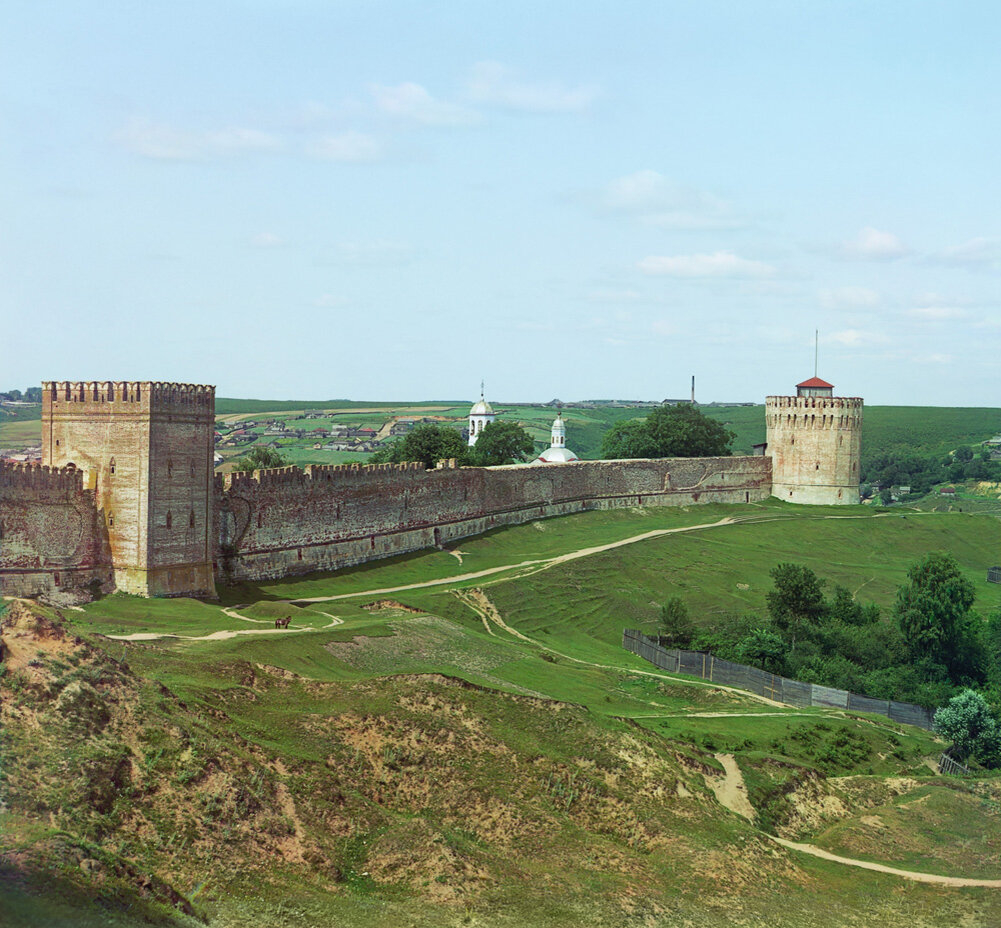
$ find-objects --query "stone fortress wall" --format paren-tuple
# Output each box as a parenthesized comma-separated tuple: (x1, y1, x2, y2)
(216, 455, 772, 583)
(0, 463, 112, 597)
(0, 379, 861, 599)
(765, 395, 863, 505)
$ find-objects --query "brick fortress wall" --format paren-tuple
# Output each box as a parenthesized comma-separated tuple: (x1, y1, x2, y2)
(216, 455, 772, 583)
(0, 463, 112, 597)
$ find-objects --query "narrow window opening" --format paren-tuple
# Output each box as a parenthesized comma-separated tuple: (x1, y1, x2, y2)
(166, 511, 172, 529)
(108, 512, 114, 527)
(110, 458, 116, 475)
(189, 510, 195, 528)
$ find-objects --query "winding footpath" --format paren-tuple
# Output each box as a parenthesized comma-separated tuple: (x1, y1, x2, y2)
(707, 749, 1001, 888)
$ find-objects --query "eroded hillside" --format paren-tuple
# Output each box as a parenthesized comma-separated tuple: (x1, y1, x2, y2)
(2, 598, 1000, 928)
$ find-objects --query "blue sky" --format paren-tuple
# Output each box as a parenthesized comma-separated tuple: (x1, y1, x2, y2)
(2, 1, 998, 405)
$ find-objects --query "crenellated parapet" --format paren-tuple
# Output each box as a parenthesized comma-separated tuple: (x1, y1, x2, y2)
(222, 459, 452, 490)
(0, 461, 85, 492)
(43, 381, 214, 417)
(765, 395, 863, 430)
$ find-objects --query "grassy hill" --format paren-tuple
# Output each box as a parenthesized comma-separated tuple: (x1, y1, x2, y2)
(4, 503, 1000, 927)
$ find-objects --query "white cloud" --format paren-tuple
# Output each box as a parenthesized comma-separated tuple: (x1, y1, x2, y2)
(371, 82, 478, 126)
(840, 227, 910, 261)
(117, 119, 280, 160)
(821, 329, 889, 347)
(601, 170, 743, 230)
(933, 237, 1001, 270)
(637, 251, 775, 279)
(911, 352, 954, 364)
(306, 130, 382, 162)
(818, 286, 880, 309)
(650, 320, 676, 337)
(467, 61, 597, 112)
(905, 305, 968, 320)
(251, 232, 283, 248)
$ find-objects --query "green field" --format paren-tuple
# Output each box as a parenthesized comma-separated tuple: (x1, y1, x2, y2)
(4, 502, 1001, 927)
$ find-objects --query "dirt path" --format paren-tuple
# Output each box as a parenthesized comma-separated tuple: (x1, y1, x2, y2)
(450, 588, 787, 708)
(705, 751, 1001, 887)
(770, 837, 1001, 888)
(297, 516, 738, 603)
(105, 611, 343, 642)
(706, 753, 755, 820)
(456, 588, 533, 642)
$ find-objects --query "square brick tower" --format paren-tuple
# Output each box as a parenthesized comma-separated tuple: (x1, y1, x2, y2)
(42, 381, 216, 597)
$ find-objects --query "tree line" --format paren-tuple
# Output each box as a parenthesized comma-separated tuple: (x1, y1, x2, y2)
(658, 552, 1001, 768)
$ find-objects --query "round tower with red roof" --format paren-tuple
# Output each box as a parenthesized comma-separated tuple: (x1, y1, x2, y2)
(765, 376, 863, 505)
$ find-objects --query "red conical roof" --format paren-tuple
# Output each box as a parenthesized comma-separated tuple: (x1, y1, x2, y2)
(796, 376, 834, 389)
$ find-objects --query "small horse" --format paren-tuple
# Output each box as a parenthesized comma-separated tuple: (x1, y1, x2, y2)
(274, 616, 292, 629)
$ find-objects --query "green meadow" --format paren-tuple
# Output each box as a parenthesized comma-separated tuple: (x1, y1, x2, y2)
(6, 499, 1001, 928)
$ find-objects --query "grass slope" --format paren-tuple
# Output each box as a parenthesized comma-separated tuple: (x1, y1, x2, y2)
(5, 504, 1001, 927)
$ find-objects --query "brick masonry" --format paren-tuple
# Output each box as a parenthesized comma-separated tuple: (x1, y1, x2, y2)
(1, 381, 862, 599)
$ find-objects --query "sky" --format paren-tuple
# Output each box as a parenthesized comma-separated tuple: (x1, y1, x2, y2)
(1, 0, 999, 405)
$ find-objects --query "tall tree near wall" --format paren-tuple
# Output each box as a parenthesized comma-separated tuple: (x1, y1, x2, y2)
(233, 446, 292, 472)
(371, 423, 468, 469)
(602, 404, 734, 459)
(469, 421, 535, 466)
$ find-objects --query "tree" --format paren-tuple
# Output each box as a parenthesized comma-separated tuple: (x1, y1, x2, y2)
(658, 597, 695, 648)
(954, 445, 974, 463)
(766, 563, 827, 652)
(371, 423, 468, 469)
(827, 585, 879, 627)
(469, 420, 535, 466)
(601, 404, 733, 459)
(233, 446, 292, 471)
(895, 553, 974, 656)
(933, 689, 1001, 767)
(601, 419, 663, 459)
(879, 488, 894, 505)
(737, 628, 788, 674)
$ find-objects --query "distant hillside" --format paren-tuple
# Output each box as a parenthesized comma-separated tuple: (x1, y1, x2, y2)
(215, 397, 467, 414)
(0, 404, 41, 423)
(4, 398, 999, 468)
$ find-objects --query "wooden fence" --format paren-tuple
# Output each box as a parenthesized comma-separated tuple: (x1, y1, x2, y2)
(936, 752, 971, 776)
(622, 630, 935, 730)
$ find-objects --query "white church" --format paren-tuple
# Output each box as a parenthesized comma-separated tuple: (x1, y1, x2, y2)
(468, 390, 578, 464)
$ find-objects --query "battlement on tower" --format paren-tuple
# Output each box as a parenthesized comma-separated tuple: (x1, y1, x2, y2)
(765, 395, 862, 410)
(43, 381, 214, 417)
(0, 461, 85, 492)
(765, 395, 863, 429)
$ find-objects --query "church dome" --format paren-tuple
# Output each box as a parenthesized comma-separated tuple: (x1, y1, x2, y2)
(469, 398, 494, 416)
(536, 446, 579, 464)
